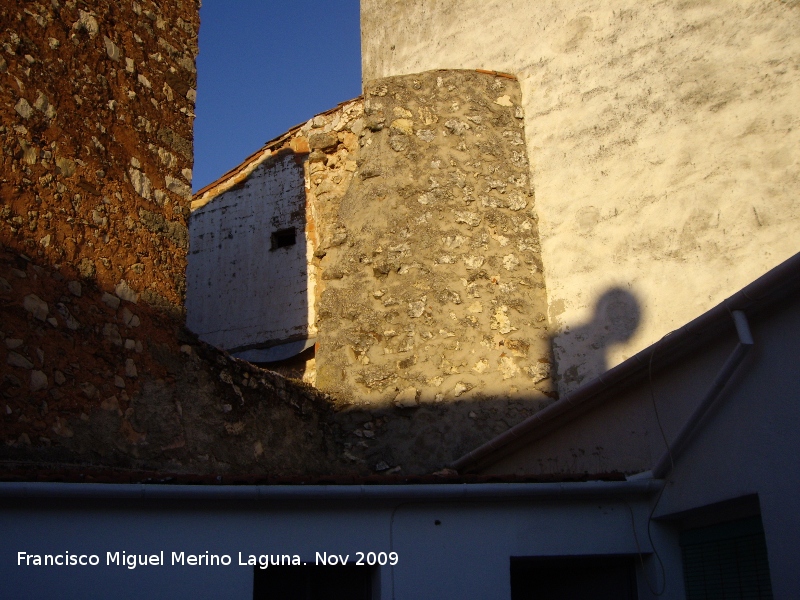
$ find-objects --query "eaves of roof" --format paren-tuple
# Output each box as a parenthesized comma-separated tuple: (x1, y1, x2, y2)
(191, 96, 363, 211)
(0, 478, 662, 503)
(452, 251, 800, 473)
(0, 463, 627, 487)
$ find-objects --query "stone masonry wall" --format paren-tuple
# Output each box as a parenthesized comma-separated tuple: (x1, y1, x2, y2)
(1, 0, 197, 311)
(186, 72, 555, 475)
(0, 249, 350, 477)
(314, 70, 556, 473)
(0, 1, 355, 478)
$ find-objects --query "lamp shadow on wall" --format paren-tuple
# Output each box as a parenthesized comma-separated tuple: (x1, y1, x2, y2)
(551, 286, 642, 391)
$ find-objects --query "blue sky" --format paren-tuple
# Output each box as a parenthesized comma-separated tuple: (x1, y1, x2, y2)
(193, 1, 362, 192)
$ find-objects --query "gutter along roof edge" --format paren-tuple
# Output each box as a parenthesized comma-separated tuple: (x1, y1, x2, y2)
(0, 479, 663, 501)
(451, 251, 800, 472)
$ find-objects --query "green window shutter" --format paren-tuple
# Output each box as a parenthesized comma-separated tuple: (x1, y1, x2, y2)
(680, 516, 773, 599)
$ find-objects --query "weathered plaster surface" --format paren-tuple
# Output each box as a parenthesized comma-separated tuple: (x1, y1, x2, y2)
(187, 152, 313, 351)
(362, 0, 800, 392)
(187, 99, 363, 374)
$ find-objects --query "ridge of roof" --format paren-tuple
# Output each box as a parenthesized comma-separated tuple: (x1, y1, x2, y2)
(474, 68, 517, 80)
(452, 251, 800, 472)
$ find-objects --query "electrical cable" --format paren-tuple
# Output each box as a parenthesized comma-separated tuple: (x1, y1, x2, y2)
(635, 332, 676, 596)
(625, 496, 667, 597)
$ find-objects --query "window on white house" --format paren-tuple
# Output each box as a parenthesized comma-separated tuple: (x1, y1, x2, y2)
(253, 564, 373, 600)
(680, 516, 773, 599)
(510, 555, 638, 600)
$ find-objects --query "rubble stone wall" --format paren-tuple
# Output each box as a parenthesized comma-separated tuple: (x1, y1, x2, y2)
(1, 0, 198, 311)
(0, 247, 348, 477)
(0, 1, 353, 478)
(313, 70, 555, 473)
(186, 72, 556, 475)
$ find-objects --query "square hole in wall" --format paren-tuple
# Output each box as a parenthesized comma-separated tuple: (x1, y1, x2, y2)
(271, 227, 296, 250)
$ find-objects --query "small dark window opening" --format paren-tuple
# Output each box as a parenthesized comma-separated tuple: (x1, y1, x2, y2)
(271, 227, 296, 250)
(253, 564, 373, 600)
(510, 555, 638, 600)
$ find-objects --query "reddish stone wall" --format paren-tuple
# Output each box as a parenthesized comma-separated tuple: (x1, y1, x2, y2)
(0, 0, 198, 310)
(0, 2, 353, 477)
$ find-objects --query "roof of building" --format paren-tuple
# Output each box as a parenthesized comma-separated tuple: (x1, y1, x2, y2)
(0, 463, 627, 487)
(452, 250, 800, 472)
(191, 69, 517, 210)
(191, 97, 362, 211)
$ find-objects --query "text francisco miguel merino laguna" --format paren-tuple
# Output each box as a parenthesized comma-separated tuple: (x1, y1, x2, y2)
(18, 550, 400, 569)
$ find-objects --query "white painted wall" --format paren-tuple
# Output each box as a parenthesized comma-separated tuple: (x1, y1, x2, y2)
(481, 295, 800, 597)
(652, 300, 800, 599)
(0, 493, 669, 599)
(186, 153, 316, 351)
(361, 0, 800, 392)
